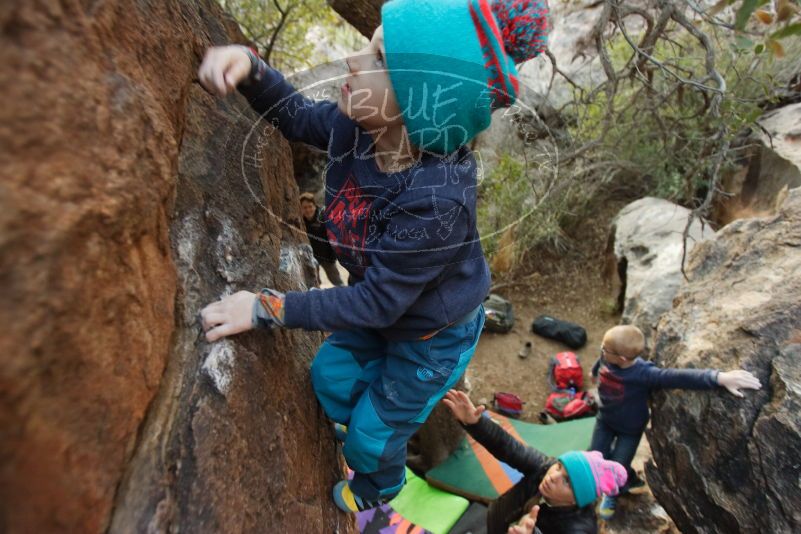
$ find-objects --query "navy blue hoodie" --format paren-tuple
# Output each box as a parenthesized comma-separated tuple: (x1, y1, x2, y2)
(238, 65, 490, 340)
(591, 357, 720, 434)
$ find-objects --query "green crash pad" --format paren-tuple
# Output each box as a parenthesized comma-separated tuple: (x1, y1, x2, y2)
(426, 412, 595, 503)
(386, 467, 470, 534)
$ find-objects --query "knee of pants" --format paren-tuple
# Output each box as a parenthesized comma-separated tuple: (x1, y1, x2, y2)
(310, 341, 353, 395)
(343, 392, 398, 474)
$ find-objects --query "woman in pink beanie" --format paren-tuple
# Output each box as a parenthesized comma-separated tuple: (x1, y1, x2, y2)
(443, 390, 627, 534)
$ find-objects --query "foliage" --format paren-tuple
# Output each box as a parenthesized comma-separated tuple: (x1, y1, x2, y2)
(479, 0, 800, 273)
(566, 29, 772, 204)
(721, 0, 801, 56)
(219, 0, 365, 73)
(477, 148, 612, 272)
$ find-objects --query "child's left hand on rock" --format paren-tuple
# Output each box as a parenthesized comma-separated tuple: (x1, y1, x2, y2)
(717, 369, 762, 397)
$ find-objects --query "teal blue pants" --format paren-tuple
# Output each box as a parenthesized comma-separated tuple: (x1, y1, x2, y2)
(311, 307, 484, 501)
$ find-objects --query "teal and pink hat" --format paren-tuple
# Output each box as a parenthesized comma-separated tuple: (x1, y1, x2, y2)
(558, 451, 628, 508)
(382, 0, 549, 155)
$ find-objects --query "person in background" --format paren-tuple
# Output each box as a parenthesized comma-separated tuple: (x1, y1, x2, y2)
(299, 192, 344, 287)
(443, 390, 627, 534)
(590, 324, 762, 520)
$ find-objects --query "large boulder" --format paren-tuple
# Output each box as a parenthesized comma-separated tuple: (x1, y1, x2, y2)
(646, 189, 801, 534)
(610, 197, 714, 344)
(0, 1, 350, 532)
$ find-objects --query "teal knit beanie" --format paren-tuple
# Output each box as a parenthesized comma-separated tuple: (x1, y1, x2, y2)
(381, 0, 549, 155)
(558, 450, 628, 508)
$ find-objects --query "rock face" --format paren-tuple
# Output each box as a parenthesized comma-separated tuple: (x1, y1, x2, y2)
(0, 1, 350, 533)
(715, 104, 801, 225)
(517, 0, 609, 108)
(610, 197, 714, 344)
(758, 103, 801, 178)
(646, 189, 801, 534)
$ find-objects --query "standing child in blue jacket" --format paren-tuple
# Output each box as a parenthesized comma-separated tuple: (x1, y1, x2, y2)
(590, 325, 761, 520)
(197, 0, 550, 513)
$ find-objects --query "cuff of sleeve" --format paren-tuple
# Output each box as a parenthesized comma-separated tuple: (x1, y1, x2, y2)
(283, 291, 309, 330)
(462, 417, 488, 435)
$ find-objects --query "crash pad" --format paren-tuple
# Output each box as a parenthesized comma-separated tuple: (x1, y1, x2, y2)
(355, 468, 470, 534)
(425, 411, 595, 503)
(447, 502, 487, 534)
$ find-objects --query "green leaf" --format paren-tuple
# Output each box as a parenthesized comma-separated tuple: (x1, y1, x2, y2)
(755, 43, 765, 53)
(735, 0, 770, 30)
(735, 35, 755, 49)
(771, 23, 801, 40)
(745, 108, 764, 124)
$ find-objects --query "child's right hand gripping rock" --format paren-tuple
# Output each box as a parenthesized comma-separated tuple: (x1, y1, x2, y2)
(717, 369, 762, 397)
(442, 389, 486, 425)
(198, 45, 252, 98)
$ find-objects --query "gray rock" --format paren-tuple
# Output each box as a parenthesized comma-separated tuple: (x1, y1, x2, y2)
(646, 189, 801, 534)
(758, 103, 801, 177)
(611, 197, 714, 344)
(716, 103, 801, 225)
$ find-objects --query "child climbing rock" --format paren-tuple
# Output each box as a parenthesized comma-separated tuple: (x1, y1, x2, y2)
(198, 0, 549, 514)
(590, 324, 762, 520)
(442, 389, 627, 534)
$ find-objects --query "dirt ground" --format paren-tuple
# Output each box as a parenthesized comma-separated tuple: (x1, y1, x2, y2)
(467, 201, 677, 534)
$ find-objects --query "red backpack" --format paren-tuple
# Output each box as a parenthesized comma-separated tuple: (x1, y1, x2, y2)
(544, 390, 596, 421)
(493, 392, 525, 416)
(548, 352, 584, 391)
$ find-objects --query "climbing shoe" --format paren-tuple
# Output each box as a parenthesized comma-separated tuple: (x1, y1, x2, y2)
(333, 423, 348, 442)
(332, 480, 384, 513)
(599, 495, 617, 520)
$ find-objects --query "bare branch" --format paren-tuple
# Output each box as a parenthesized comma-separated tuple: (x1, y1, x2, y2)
(610, 0, 724, 96)
(264, 0, 296, 65)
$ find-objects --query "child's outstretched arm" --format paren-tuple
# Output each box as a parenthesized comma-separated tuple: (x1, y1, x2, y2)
(642, 363, 761, 397)
(442, 390, 548, 475)
(198, 45, 340, 152)
(200, 195, 475, 340)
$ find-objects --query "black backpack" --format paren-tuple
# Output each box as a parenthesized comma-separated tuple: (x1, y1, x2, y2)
(531, 315, 587, 349)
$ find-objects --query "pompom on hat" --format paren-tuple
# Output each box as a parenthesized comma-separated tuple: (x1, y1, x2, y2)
(558, 451, 628, 508)
(381, 0, 549, 155)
